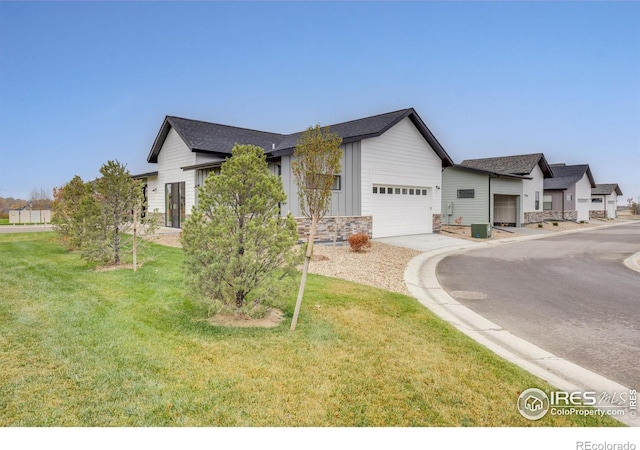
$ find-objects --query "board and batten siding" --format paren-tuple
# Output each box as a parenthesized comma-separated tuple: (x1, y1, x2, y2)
(361, 117, 443, 216)
(280, 141, 361, 217)
(441, 167, 489, 226)
(152, 128, 197, 215)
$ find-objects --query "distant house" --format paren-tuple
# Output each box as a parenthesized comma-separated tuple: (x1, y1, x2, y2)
(441, 153, 553, 227)
(543, 163, 596, 222)
(591, 184, 623, 219)
(134, 108, 454, 239)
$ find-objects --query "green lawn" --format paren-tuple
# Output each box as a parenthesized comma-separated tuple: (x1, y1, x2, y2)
(0, 218, 9, 225)
(0, 232, 621, 426)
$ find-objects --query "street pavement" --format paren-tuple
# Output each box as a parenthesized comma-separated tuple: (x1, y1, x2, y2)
(436, 223, 640, 389)
(401, 221, 640, 426)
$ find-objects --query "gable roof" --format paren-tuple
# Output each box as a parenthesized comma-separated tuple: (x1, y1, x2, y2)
(448, 164, 532, 180)
(544, 163, 596, 190)
(460, 153, 553, 178)
(147, 116, 285, 163)
(147, 108, 454, 167)
(592, 183, 623, 196)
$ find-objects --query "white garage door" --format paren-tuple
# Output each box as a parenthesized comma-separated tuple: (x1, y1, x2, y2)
(371, 185, 432, 238)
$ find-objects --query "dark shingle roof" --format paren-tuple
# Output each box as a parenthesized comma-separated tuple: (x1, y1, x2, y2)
(460, 153, 553, 178)
(147, 108, 454, 167)
(544, 163, 595, 190)
(147, 117, 285, 163)
(592, 183, 623, 195)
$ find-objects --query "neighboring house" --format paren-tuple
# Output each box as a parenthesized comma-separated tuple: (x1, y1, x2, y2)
(591, 184, 623, 219)
(441, 153, 553, 227)
(134, 108, 454, 239)
(543, 163, 596, 222)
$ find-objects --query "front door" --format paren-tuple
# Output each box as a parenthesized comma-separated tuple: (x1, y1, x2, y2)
(165, 182, 185, 228)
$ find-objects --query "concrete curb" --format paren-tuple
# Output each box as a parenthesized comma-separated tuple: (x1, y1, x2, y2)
(404, 221, 640, 427)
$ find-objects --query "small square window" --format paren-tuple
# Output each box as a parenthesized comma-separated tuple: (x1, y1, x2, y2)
(416, 190, 421, 195)
(422, 189, 427, 195)
(409, 189, 415, 195)
(380, 187, 386, 194)
(373, 186, 378, 194)
(402, 188, 407, 195)
(387, 187, 393, 194)
(395, 188, 401, 194)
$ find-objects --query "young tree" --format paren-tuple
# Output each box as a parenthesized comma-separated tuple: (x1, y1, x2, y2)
(53, 161, 157, 266)
(181, 144, 300, 317)
(52, 175, 92, 250)
(290, 125, 342, 331)
(87, 160, 148, 265)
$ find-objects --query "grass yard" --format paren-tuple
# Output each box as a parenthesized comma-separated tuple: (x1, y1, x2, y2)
(0, 218, 9, 225)
(0, 233, 621, 426)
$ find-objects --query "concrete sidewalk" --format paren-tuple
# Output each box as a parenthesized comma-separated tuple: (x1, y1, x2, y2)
(401, 221, 639, 427)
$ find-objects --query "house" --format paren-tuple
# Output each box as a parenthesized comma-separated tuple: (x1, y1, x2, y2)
(543, 163, 596, 222)
(134, 108, 454, 239)
(441, 153, 553, 227)
(591, 184, 623, 219)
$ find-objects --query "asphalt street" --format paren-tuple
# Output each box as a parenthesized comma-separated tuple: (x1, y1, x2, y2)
(436, 223, 640, 389)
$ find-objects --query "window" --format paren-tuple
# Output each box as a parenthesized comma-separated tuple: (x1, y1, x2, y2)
(379, 187, 386, 194)
(543, 195, 553, 210)
(567, 194, 573, 201)
(409, 189, 415, 195)
(332, 175, 341, 191)
(457, 189, 474, 199)
(395, 188, 401, 194)
(422, 189, 428, 196)
(373, 186, 378, 194)
(591, 198, 603, 203)
(535, 191, 540, 210)
(387, 187, 393, 194)
(402, 188, 407, 195)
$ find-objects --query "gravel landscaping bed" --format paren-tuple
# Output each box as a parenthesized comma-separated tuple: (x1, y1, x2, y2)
(310, 242, 421, 295)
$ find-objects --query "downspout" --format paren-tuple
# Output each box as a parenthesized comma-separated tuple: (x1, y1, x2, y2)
(562, 190, 565, 221)
(488, 176, 493, 225)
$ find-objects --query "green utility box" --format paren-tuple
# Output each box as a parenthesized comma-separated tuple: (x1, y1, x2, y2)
(471, 223, 491, 239)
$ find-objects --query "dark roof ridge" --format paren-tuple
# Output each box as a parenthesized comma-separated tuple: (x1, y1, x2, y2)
(166, 115, 285, 137)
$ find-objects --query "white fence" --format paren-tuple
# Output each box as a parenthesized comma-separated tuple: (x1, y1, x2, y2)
(8, 210, 52, 224)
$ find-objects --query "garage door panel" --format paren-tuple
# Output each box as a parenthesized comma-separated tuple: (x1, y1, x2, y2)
(372, 185, 431, 238)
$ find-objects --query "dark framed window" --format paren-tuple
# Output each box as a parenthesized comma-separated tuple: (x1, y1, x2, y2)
(591, 198, 603, 203)
(457, 189, 474, 199)
(332, 175, 341, 191)
(535, 191, 540, 210)
(543, 195, 553, 210)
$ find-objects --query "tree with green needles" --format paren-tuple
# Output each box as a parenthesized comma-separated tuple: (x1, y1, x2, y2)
(53, 160, 158, 267)
(181, 144, 301, 318)
(290, 125, 342, 331)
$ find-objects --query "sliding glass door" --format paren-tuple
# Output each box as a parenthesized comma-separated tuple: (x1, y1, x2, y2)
(165, 182, 185, 228)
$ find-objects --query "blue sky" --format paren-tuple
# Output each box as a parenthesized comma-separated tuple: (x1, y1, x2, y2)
(1, 1, 638, 203)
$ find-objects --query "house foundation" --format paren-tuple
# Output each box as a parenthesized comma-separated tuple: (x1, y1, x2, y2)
(295, 216, 372, 242)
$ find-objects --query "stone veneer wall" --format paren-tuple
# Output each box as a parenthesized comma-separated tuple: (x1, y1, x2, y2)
(524, 210, 578, 223)
(432, 214, 442, 233)
(295, 216, 373, 242)
(590, 210, 607, 219)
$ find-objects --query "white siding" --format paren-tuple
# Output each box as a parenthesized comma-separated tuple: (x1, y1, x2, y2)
(153, 128, 197, 216)
(574, 173, 592, 222)
(523, 164, 544, 213)
(361, 117, 443, 231)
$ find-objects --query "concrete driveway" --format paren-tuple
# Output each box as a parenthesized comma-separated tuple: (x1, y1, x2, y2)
(436, 223, 640, 389)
